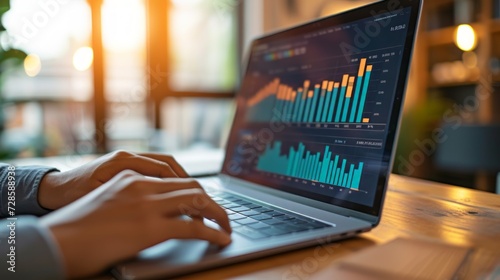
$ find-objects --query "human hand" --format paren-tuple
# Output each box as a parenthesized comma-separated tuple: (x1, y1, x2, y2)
(38, 150, 189, 210)
(40, 170, 231, 279)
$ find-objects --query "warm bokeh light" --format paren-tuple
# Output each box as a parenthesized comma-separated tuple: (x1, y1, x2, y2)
(73, 47, 94, 71)
(455, 24, 477, 52)
(24, 54, 42, 77)
(102, 0, 146, 52)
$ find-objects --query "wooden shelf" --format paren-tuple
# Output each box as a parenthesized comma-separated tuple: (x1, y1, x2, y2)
(428, 80, 479, 89)
(426, 23, 484, 46)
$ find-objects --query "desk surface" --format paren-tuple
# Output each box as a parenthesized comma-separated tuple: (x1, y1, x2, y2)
(177, 174, 500, 280)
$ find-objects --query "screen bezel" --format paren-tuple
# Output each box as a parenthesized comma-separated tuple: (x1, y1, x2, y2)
(222, 0, 422, 217)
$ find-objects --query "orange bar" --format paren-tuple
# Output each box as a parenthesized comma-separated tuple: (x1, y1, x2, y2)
(346, 77, 355, 98)
(283, 86, 289, 101)
(358, 58, 367, 77)
(281, 85, 288, 100)
(308, 90, 314, 98)
(271, 79, 280, 94)
(334, 82, 340, 88)
(304, 80, 310, 89)
(367, 65, 373, 72)
(327, 81, 334, 91)
(291, 90, 297, 100)
(362, 118, 370, 123)
(287, 87, 294, 101)
(277, 85, 284, 100)
(321, 81, 328, 90)
(341, 74, 349, 87)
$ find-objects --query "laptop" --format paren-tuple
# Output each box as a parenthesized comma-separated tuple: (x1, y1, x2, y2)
(114, 0, 422, 278)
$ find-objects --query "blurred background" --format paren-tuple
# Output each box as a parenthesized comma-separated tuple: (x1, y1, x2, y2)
(0, 0, 499, 193)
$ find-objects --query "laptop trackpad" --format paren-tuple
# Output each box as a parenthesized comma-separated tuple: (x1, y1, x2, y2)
(138, 239, 221, 264)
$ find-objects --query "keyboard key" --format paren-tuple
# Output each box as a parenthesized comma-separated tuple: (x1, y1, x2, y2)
(223, 203, 240, 209)
(217, 201, 232, 206)
(235, 217, 259, 225)
(290, 219, 309, 225)
(266, 211, 285, 217)
(255, 207, 272, 212)
(218, 193, 233, 199)
(230, 206, 251, 212)
(252, 214, 272, 221)
(248, 222, 270, 230)
(225, 209, 235, 215)
(262, 218, 284, 226)
(274, 215, 296, 221)
(260, 226, 288, 236)
(246, 203, 263, 209)
(239, 210, 260, 216)
(230, 221, 242, 228)
(232, 199, 252, 206)
(229, 213, 246, 220)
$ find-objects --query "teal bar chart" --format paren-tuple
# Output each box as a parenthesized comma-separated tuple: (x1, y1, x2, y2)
(256, 141, 364, 190)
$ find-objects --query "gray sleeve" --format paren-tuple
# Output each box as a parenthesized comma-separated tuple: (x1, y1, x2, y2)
(0, 216, 66, 280)
(0, 164, 59, 217)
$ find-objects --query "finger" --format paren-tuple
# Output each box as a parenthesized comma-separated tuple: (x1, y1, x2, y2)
(138, 153, 190, 178)
(152, 189, 231, 234)
(139, 177, 205, 194)
(115, 155, 180, 178)
(165, 219, 232, 246)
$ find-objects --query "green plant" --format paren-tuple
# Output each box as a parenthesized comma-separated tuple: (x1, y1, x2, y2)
(0, 0, 27, 71)
(1, 0, 28, 158)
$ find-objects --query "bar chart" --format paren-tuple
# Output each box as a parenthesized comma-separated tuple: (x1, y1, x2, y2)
(246, 58, 373, 124)
(256, 141, 364, 190)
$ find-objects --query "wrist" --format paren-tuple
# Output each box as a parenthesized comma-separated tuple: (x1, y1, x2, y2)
(39, 171, 62, 210)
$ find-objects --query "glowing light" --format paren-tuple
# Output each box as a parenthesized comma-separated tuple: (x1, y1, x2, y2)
(24, 54, 41, 77)
(102, 0, 146, 52)
(455, 24, 477, 52)
(73, 47, 94, 71)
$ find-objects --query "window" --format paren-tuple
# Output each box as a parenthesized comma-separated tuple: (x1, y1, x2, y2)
(168, 0, 238, 92)
(0, 0, 93, 158)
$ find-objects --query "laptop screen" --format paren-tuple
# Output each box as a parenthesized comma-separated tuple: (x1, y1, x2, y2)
(222, 0, 421, 216)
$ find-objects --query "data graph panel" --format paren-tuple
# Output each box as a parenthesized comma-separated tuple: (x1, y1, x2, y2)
(222, 5, 415, 209)
(245, 59, 373, 124)
(257, 141, 364, 190)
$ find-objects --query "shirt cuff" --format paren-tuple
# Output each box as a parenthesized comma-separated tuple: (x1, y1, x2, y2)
(0, 216, 66, 280)
(1, 166, 59, 217)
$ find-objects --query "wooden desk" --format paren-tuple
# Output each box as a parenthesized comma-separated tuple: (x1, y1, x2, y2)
(176, 174, 500, 280)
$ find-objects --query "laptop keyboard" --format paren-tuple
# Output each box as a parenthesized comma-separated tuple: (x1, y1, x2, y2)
(208, 192, 332, 240)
